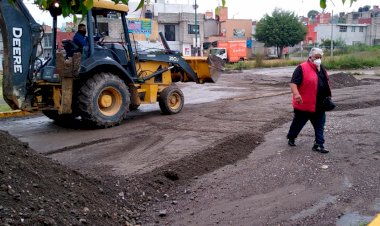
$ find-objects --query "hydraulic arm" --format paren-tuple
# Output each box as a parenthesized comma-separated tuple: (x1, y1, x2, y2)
(0, 0, 43, 110)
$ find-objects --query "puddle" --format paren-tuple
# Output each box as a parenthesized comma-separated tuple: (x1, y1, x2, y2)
(181, 84, 246, 104)
(134, 84, 246, 113)
(336, 212, 373, 226)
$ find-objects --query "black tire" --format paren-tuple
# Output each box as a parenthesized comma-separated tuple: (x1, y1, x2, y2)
(129, 103, 140, 111)
(78, 72, 130, 128)
(128, 85, 140, 111)
(158, 86, 184, 115)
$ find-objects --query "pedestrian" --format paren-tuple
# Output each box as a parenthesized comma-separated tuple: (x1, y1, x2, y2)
(73, 23, 88, 48)
(286, 47, 332, 153)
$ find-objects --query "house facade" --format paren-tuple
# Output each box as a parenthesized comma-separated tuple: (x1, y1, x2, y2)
(315, 24, 370, 46)
(314, 5, 380, 46)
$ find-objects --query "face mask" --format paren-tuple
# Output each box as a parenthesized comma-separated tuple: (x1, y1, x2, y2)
(314, 58, 322, 66)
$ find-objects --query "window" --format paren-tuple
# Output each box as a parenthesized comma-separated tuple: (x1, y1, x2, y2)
(188, 24, 199, 34)
(164, 24, 176, 41)
(43, 34, 52, 48)
(351, 26, 356, 32)
(97, 22, 109, 36)
(210, 48, 225, 55)
(359, 27, 364, 32)
(339, 26, 347, 32)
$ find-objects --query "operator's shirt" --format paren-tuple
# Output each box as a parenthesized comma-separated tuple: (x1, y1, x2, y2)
(291, 64, 331, 112)
(73, 32, 87, 48)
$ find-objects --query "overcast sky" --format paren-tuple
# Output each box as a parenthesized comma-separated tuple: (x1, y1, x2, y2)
(197, 0, 379, 20)
(25, 0, 380, 27)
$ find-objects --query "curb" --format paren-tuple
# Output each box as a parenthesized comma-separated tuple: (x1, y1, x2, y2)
(368, 213, 380, 226)
(0, 110, 32, 118)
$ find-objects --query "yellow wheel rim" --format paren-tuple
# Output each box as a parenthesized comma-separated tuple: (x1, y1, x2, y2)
(168, 92, 181, 110)
(98, 87, 122, 116)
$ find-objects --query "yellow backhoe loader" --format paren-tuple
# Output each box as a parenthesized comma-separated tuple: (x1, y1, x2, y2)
(0, 0, 223, 127)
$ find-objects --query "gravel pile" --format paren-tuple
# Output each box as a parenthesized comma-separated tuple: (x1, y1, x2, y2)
(0, 131, 138, 226)
(329, 72, 361, 89)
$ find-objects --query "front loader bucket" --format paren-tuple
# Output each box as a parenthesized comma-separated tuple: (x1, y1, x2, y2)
(183, 55, 224, 83)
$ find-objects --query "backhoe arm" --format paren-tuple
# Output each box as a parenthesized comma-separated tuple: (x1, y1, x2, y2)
(0, 0, 43, 110)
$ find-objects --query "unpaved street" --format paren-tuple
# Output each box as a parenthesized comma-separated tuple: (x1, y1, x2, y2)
(1, 67, 380, 225)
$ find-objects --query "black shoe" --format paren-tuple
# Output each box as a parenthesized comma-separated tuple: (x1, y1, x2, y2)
(312, 144, 329, 153)
(288, 138, 296, 146)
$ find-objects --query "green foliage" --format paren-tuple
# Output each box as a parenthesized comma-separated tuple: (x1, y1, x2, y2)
(320, 0, 326, 9)
(226, 46, 379, 71)
(323, 50, 380, 69)
(0, 75, 12, 112)
(225, 58, 302, 71)
(0, 104, 12, 112)
(320, 0, 358, 9)
(233, 61, 248, 71)
(255, 8, 307, 58)
(320, 38, 346, 50)
(0, 74, 3, 99)
(32, 0, 141, 18)
(135, 0, 144, 12)
(254, 52, 264, 67)
(307, 10, 319, 19)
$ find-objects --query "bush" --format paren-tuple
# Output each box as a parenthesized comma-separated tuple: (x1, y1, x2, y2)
(324, 53, 380, 69)
(224, 47, 379, 71)
(254, 52, 264, 67)
(234, 61, 245, 71)
(0, 74, 12, 112)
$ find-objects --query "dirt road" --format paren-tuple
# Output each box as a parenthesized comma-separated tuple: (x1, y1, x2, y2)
(1, 67, 380, 225)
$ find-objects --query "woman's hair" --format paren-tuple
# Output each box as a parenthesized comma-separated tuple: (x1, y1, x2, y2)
(309, 47, 324, 57)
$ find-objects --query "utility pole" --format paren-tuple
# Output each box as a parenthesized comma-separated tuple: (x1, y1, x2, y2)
(330, 10, 334, 57)
(193, 0, 198, 56)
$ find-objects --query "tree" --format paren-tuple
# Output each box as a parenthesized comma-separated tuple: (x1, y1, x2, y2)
(307, 10, 319, 20)
(255, 8, 307, 58)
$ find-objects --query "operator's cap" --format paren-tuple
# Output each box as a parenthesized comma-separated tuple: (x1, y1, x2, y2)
(309, 47, 324, 57)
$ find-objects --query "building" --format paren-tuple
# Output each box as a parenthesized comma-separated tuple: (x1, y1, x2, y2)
(128, 0, 202, 55)
(315, 5, 380, 46)
(156, 12, 204, 56)
(315, 23, 369, 46)
(202, 6, 252, 58)
(344, 5, 380, 45)
(39, 24, 75, 59)
(206, 7, 252, 42)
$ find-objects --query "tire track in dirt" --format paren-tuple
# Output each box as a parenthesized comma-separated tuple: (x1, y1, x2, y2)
(334, 99, 380, 111)
(143, 120, 233, 134)
(43, 137, 122, 156)
(133, 114, 292, 183)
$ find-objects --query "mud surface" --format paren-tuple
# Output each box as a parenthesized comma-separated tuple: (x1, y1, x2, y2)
(1, 67, 380, 225)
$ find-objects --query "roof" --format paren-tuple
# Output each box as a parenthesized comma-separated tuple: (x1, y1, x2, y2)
(91, 0, 129, 12)
(336, 23, 369, 27)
